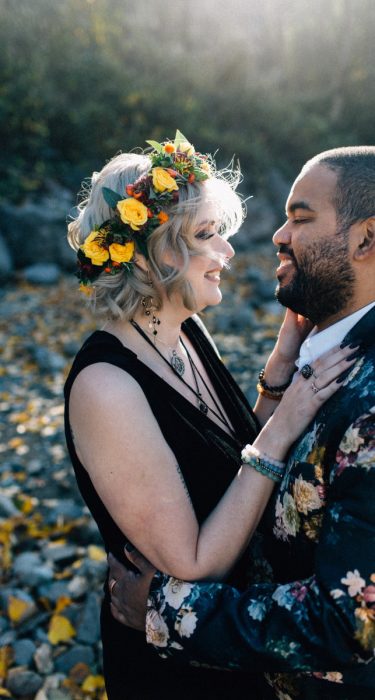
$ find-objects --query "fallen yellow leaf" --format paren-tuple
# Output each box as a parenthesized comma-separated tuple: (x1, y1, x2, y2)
(8, 437, 24, 449)
(0, 688, 11, 697)
(82, 675, 105, 692)
(48, 614, 76, 645)
(0, 646, 12, 682)
(88, 545, 106, 562)
(55, 596, 72, 614)
(8, 596, 31, 623)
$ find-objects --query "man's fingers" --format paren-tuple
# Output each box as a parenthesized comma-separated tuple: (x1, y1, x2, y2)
(124, 546, 156, 576)
(107, 552, 127, 580)
(110, 601, 127, 625)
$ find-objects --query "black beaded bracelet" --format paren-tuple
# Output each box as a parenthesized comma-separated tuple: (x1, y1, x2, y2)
(258, 368, 293, 396)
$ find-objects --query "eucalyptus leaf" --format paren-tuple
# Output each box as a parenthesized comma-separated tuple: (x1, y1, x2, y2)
(146, 140, 163, 153)
(102, 187, 122, 208)
(174, 129, 189, 149)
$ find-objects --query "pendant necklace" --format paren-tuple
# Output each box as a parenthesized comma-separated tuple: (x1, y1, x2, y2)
(135, 320, 185, 376)
(130, 319, 235, 436)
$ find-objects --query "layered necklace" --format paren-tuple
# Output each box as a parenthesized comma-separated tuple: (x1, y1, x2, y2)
(130, 319, 234, 436)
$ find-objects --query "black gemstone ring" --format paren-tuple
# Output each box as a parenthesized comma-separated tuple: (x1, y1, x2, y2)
(301, 364, 314, 380)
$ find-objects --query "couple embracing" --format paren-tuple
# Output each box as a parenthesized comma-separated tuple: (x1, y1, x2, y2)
(64, 132, 375, 699)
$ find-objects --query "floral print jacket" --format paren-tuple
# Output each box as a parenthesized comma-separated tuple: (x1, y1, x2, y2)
(146, 306, 375, 700)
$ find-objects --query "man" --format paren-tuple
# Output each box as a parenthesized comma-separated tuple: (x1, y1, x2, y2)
(109, 147, 375, 699)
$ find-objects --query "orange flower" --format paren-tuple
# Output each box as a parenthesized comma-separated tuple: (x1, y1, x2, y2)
(188, 173, 195, 183)
(166, 168, 178, 177)
(126, 184, 134, 196)
(158, 211, 169, 224)
(164, 143, 175, 154)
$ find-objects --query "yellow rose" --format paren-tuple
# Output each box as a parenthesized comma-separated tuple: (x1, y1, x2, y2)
(117, 198, 148, 231)
(109, 241, 135, 263)
(82, 231, 110, 266)
(152, 167, 179, 193)
(178, 141, 195, 156)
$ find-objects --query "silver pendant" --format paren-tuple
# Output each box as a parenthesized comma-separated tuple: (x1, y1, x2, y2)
(170, 350, 185, 376)
(199, 401, 208, 414)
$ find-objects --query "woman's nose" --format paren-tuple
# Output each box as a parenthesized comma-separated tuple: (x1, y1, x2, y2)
(220, 237, 235, 259)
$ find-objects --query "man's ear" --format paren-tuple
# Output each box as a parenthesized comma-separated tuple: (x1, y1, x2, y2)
(353, 217, 375, 261)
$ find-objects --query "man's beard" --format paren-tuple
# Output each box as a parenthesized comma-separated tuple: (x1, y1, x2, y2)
(275, 233, 355, 325)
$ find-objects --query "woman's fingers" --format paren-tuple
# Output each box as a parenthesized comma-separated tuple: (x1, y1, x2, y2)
(310, 355, 359, 389)
(312, 343, 360, 374)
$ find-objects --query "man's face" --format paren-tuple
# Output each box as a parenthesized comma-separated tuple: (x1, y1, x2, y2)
(272, 164, 355, 325)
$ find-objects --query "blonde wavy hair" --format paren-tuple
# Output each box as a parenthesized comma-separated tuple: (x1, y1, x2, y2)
(68, 151, 245, 319)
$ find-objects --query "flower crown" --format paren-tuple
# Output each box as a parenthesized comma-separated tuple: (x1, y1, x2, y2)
(77, 130, 212, 293)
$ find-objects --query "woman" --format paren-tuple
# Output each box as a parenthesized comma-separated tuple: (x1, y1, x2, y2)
(64, 131, 355, 699)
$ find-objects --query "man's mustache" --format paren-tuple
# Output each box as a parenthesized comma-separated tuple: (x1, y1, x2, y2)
(278, 244, 296, 262)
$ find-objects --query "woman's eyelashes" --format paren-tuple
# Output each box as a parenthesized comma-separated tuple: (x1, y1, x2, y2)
(195, 230, 216, 240)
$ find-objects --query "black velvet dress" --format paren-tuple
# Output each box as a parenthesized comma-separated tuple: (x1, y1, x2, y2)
(64, 318, 260, 699)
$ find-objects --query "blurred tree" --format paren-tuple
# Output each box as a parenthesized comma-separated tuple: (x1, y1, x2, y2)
(0, 0, 374, 202)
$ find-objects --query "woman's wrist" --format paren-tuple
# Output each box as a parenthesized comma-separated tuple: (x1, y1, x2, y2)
(253, 413, 291, 460)
(262, 350, 296, 386)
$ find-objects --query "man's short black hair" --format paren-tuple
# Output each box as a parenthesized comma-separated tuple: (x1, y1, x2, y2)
(305, 146, 375, 230)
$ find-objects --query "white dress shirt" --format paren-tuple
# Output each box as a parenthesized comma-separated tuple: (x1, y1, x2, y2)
(296, 301, 375, 369)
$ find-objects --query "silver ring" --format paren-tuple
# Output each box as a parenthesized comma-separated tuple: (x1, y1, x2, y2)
(109, 578, 117, 596)
(311, 382, 319, 394)
(301, 364, 314, 380)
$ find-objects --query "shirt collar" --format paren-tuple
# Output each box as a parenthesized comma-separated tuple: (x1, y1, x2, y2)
(296, 301, 375, 369)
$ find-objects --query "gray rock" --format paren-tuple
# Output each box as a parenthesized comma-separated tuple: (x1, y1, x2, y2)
(48, 689, 74, 700)
(13, 638, 36, 666)
(6, 668, 43, 697)
(0, 183, 74, 270)
(67, 575, 88, 600)
(34, 642, 54, 675)
(53, 499, 84, 521)
(0, 629, 17, 645)
(0, 617, 8, 634)
(38, 581, 71, 603)
(23, 263, 61, 285)
(54, 645, 95, 674)
(44, 544, 78, 564)
(0, 232, 13, 281)
(0, 493, 20, 517)
(76, 593, 101, 644)
(31, 346, 67, 373)
(13, 552, 54, 587)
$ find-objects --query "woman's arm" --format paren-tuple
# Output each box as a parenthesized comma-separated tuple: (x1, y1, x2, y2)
(253, 309, 312, 426)
(70, 346, 355, 582)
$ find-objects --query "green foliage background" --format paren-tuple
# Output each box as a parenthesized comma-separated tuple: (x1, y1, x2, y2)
(0, 0, 374, 202)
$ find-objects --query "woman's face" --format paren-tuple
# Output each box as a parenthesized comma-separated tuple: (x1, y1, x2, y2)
(183, 209, 235, 311)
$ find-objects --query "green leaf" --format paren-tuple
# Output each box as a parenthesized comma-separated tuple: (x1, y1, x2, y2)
(174, 129, 189, 149)
(146, 140, 163, 153)
(136, 236, 149, 259)
(102, 187, 122, 208)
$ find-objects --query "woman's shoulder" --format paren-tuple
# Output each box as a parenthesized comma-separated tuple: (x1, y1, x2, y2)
(64, 330, 140, 398)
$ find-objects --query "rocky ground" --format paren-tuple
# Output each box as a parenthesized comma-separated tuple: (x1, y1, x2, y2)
(0, 244, 284, 700)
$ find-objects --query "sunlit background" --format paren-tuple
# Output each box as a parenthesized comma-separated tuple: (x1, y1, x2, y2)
(1, 0, 374, 207)
(0, 3, 374, 695)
